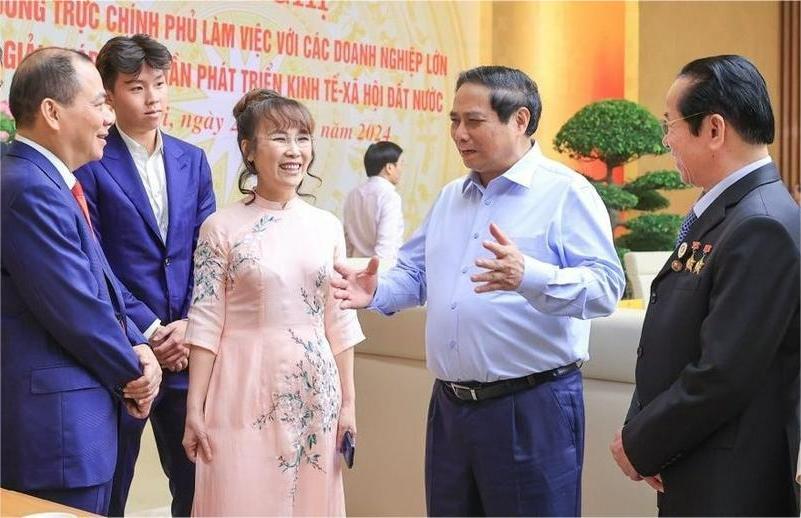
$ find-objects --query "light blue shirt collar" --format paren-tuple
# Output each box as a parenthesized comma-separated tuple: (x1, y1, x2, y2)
(693, 156, 772, 218)
(14, 134, 75, 189)
(461, 140, 541, 195)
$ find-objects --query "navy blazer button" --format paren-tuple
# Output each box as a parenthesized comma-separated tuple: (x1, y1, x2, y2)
(650, 292, 657, 304)
(636, 346, 643, 357)
(164, 258, 171, 266)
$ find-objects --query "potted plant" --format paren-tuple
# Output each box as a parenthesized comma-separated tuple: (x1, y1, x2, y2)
(553, 99, 690, 260)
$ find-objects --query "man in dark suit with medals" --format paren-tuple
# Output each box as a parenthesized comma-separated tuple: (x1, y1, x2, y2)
(610, 55, 800, 516)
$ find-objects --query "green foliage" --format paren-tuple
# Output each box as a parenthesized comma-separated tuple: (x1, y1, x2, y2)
(553, 99, 667, 169)
(625, 169, 691, 193)
(617, 214, 683, 251)
(630, 189, 669, 211)
(591, 182, 638, 211)
(554, 99, 693, 295)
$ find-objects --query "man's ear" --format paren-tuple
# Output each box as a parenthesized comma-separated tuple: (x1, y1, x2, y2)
(708, 114, 726, 150)
(105, 89, 116, 110)
(39, 98, 61, 131)
(515, 106, 531, 134)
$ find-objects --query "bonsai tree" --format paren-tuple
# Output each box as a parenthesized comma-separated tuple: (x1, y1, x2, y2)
(553, 99, 690, 257)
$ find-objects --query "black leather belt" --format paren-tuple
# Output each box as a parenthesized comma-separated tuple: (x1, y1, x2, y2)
(442, 363, 580, 402)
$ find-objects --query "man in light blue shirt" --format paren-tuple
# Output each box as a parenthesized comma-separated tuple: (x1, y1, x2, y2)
(333, 65, 624, 516)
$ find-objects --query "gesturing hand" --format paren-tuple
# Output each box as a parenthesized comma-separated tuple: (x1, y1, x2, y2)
(331, 257, 380, 309)
(471, 223, 525, 293)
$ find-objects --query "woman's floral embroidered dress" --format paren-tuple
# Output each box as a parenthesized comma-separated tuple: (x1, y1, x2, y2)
(185, 194, 364, 516)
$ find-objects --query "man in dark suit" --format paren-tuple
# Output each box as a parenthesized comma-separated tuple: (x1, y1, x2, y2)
(610, 55, 800, 515)
(1, 47, 162, 515)
(74, 34, 215, 517)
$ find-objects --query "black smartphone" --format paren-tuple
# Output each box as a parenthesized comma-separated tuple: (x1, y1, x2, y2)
(340, 430, 355, 469)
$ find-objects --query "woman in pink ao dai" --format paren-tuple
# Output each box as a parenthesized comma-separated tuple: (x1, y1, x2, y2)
(182, 89, 364, 516)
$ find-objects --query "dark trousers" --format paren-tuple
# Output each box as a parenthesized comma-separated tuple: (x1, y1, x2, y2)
(109, 385, 195, 517)
(29, 480, 113, 516)
(425, 369, 584, 517)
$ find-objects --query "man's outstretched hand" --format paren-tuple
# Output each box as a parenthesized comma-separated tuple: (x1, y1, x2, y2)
(331, 256, 380, 309)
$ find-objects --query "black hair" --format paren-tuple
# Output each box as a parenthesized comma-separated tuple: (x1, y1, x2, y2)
(678, 55, 774, 144)
(456, 65, 542, 136)
(364, 141, 403, 177)
(95, 34, 172, 91)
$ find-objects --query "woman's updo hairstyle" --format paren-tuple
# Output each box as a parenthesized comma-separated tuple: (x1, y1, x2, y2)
(233, 88, 320, 202)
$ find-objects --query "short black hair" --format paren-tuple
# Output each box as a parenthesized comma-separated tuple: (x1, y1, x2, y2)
(9, 47, 92, 128)
(456, 65, 542, 136)
(678, 55, 774, 144)
(96, 34, 172, 91)
(364, 141, 403, 177)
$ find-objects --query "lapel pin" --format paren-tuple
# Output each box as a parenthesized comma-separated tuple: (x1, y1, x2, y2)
(677, 242, 688, 259)
(693, 257, 705, 275)
(685, 241, 702, 272)
(671, 259, 684, 272)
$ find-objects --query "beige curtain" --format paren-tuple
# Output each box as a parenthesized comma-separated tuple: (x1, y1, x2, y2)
(779, 1, 800, 198)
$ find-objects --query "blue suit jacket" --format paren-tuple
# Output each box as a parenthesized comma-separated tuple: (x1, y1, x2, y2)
(1, 141, 145, 491)
(75, 126, 215, 388)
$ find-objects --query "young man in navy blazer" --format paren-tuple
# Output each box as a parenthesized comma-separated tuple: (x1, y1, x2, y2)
(75, 34, 216, 516)
(1, 47, 162, 516)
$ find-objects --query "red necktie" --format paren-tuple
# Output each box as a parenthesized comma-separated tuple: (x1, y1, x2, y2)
(71, 180, 94, 233)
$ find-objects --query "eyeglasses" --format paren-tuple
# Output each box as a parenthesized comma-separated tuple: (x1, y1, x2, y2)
(661, 112, 708, 135)
(264, 133, 314, 149)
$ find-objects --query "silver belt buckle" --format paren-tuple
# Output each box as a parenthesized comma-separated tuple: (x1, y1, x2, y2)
(449, 383, 478, 401)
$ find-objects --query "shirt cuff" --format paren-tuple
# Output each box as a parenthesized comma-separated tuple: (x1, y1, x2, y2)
(517, 255, 558, 299)
(367, 281, 394, 315)
(142, 319, 162, 340)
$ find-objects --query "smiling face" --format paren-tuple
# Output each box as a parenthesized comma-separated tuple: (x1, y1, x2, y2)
(243, 118, 314, 201)
(107, 64, 167, 136)
(58, 58, 115, 169)
(449, 82, 529, 184)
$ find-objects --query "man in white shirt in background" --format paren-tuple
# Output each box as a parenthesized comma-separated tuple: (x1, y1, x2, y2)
(343, 141, 405, 266)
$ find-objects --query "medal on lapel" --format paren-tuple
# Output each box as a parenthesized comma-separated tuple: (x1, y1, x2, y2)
(671, 260, 684, 272)
(692, 243, 713, 275)
(677, 242, 689, 259)
(693, 257, 705, 274)
(685, 242, 701, 272)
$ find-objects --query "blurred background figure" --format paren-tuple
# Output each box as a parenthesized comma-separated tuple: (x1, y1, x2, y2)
(343, 141, 405, 267)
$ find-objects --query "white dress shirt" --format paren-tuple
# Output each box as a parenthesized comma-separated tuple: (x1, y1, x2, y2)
(119, 127, 169, 241)
(343, 175, 404, 266)
(118, 128, 168, 338)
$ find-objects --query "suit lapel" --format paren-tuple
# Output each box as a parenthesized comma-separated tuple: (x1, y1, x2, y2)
(163, 134, 188, 250)
(8, 141, 127, 316)
(651, 163, 782, 288)
(101, 126, 163, 242)
(9, 141, 95, 240)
